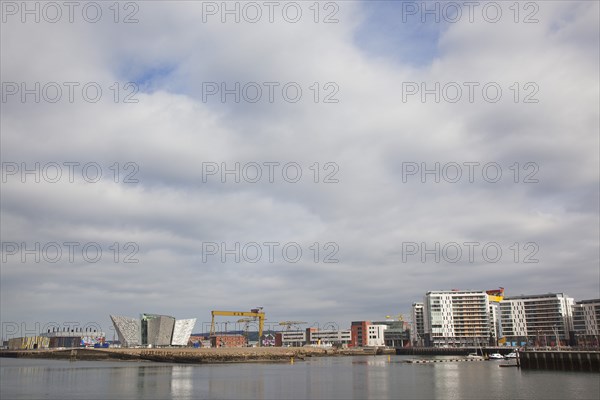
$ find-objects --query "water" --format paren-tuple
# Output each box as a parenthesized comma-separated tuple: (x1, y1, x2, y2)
(1, 356, 598, 400)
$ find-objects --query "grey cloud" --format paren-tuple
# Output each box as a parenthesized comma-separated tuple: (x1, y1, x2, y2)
(1, 1, 598, 335)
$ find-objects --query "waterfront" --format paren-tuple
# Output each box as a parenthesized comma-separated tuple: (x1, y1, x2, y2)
(1, 356, 598, 400)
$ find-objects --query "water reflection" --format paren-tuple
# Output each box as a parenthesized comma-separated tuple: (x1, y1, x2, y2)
(171, 366, 194, 398)
(207, 365, 265, 399)
(1, 356, 599, 400)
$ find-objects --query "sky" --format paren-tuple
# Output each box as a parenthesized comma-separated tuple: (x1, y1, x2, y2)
(1, 1, 599, 338)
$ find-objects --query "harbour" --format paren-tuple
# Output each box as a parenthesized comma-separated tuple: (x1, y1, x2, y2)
(4, 346, 599, 372)
(2, 355, 599, 400)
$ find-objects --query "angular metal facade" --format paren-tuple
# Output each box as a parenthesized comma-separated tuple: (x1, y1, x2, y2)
(171, 318, 196, 346)
(111, 314, 195, 347)
(110, 315, 141, 347)
(143, 314, 176, 346)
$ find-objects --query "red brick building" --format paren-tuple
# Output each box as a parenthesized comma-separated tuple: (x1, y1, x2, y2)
(210, 335, 246, 348)
(351, 321, 387, 347)
(351, 321, 369, 347)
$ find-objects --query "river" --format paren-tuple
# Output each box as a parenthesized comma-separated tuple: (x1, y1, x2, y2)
(1, 355, 598, 399)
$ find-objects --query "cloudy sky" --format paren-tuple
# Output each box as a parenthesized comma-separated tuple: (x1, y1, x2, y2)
(1, 1, 598, 337)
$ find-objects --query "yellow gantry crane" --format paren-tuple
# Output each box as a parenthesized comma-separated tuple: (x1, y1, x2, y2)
(237, 318, 257, 342)
(210, 308, 265, 345)
(279, 321, 307, 331)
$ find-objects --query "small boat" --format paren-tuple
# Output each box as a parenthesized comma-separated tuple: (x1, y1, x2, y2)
(488, 353, 504, 359)
(504, 352, 517, 359)
(466, 353, 484, 359)
(499, 363, 518, 368)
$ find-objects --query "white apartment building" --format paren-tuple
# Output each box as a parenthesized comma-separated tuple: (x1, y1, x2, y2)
(499, 293, 575, 345)
(573, 299, 600, 346)
(411, 302, 425, 346)
(366, 324, 387, 347)
(489, 302, 501, 344)
(423, 290, 491, 347)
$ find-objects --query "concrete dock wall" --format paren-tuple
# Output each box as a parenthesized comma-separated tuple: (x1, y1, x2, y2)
(396, 347, 514, 356)
(519, 351, 600, 372)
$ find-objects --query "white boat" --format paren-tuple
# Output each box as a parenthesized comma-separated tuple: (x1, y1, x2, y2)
(488, 353, 504, 359)
(504, 352, 517, 359)
(466, 353, 484, 359)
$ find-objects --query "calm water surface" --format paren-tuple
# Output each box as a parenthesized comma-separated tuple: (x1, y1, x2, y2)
(1, 355, 599, 399)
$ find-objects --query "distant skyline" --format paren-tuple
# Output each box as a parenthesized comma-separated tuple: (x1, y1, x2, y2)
(1, 1, 599, 338)
(2, 287, 597, 339)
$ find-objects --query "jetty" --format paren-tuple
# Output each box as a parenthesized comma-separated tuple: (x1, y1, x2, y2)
(519, 350, 599, 372)
(405, 358, 486, 364)
(396, 346, 514, 356)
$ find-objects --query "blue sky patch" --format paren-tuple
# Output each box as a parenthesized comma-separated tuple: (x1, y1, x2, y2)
(353, 0, 446, 66)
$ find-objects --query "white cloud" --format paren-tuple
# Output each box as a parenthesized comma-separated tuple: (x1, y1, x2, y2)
(1, 1, 598, 334)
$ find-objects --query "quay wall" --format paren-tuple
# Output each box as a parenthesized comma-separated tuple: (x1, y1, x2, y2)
(396, 347, 514, 356)
(519, 351, 599, 372)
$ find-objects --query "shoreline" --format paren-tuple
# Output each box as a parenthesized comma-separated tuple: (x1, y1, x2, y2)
(0, 347, 392, 364)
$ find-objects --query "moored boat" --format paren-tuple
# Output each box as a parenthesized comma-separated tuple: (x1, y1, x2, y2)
(466, 352, 484, 359)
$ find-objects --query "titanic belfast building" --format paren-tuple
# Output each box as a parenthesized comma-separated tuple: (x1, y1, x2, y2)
(110, 314, 196, 347)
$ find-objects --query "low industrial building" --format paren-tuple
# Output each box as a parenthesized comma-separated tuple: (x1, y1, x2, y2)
(275, 330, 306, 347)
(42, 328, 106, 347)
(8, 336, 49, 350)
(8, 327, 106, 349)
(211, 334, 246, 347)
(275, 328, 351, 347)
(188, 335, 211, 347)
(306, 328, 351, 346)
(373, 320, 411, 348)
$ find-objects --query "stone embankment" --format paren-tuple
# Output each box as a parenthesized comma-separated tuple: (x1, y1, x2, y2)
(118, 347, 328, 363)
(1, 346, 380, 363)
